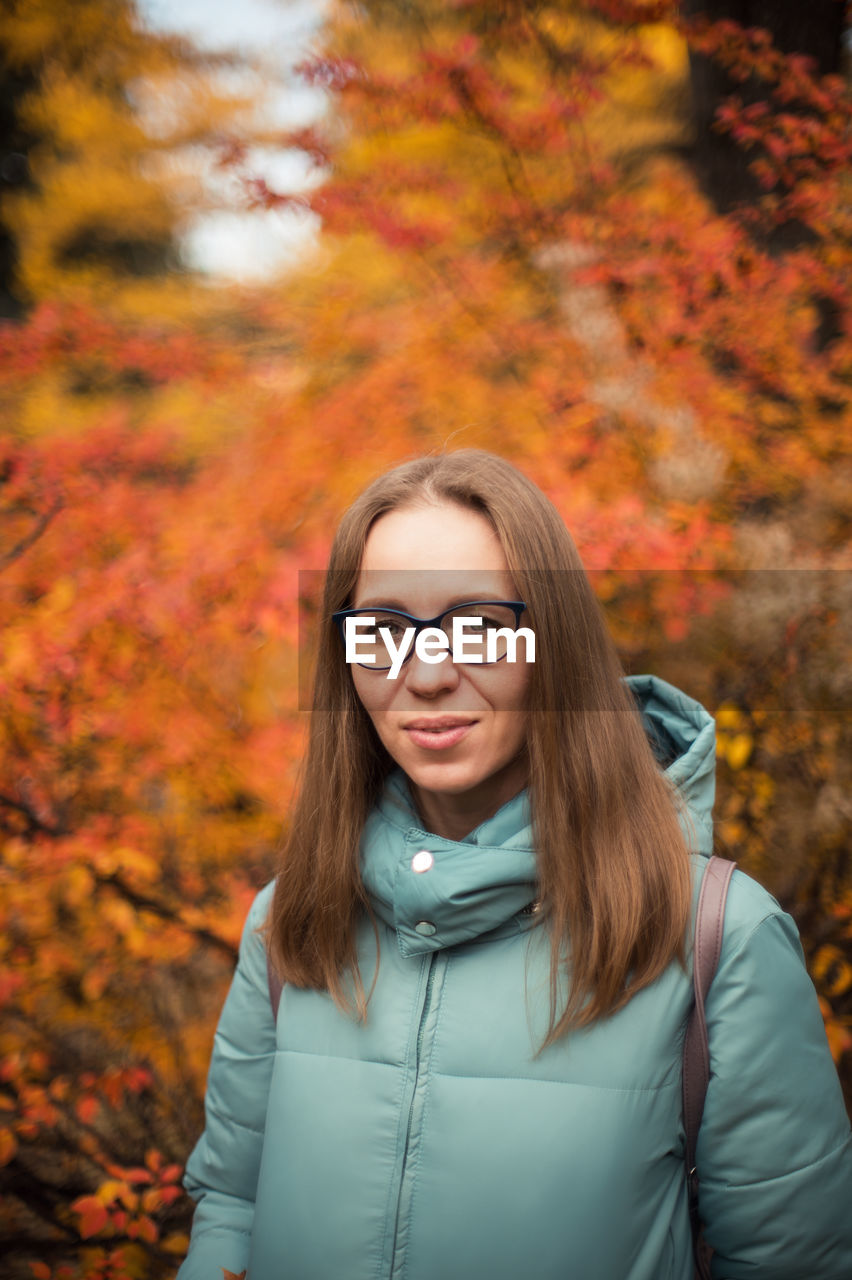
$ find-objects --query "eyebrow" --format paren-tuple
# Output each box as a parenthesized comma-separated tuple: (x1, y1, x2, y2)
(351, 594, 510, 612)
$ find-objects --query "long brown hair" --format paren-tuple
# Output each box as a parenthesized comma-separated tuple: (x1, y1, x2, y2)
(264, 449, 692, 1044)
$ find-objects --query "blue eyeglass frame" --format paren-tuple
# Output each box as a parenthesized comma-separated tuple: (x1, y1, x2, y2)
(331, 599, 528, 671)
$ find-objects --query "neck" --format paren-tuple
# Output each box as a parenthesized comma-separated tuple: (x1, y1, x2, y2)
(407, 757, 528, 842)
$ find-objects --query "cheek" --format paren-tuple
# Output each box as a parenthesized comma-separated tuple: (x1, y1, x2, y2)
(492, 709, 529, 759)
(351, 668, 394, 722)
(485, 661, 531, 713)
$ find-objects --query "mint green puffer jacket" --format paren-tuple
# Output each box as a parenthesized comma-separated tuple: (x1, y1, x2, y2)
(177, 676, 852, 1280)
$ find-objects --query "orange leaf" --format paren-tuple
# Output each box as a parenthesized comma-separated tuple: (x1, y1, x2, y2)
(663, 615, 689, 642)
(136, 1214, 159, 1244)
(71, 1194, 109, 1238)
(141, 1188, 160, 1213)
(0, 1129, 17, 1165)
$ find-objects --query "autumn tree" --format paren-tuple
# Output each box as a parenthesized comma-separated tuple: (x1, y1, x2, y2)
(0, 0, 261, 312)
(0, 299, 318, 1275)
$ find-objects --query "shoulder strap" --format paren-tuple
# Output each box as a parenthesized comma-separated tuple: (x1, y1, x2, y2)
(683, 854, 736, 1278)
(267, 947, 283, 1021)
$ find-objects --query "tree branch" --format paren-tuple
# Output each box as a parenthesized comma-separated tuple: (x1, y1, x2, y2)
(98, 871, 238, 959)
(0, 498, 64, 573)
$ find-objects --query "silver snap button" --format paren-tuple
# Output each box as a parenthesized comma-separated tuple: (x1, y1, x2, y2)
(414, 920, 437, 936)
(411, 850, 434, 874)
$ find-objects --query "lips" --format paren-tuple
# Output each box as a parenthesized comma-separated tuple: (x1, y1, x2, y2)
(403, 717, 476, 751)
(405, 717, 476, 731)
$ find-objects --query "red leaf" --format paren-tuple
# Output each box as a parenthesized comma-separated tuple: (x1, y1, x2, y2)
(76, 1096, 99, 1125)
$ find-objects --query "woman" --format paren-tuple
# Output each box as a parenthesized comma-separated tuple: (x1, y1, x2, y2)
(178, 450, 852, 1280)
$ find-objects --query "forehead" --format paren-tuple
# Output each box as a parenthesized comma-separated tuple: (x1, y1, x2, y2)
(353, 502, 515, 610)
(360, 502, 508, 571)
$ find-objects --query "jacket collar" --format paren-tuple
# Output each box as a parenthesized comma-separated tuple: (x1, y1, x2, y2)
(359, 676, 718, 956)
(359, 770, 539, 957)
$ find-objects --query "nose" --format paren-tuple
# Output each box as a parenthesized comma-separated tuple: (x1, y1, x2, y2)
(402, 648, 461, 697)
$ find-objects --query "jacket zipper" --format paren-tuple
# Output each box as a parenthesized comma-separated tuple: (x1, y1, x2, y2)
(415, 953, 438, 1060)
(389, 950, 438, 1279)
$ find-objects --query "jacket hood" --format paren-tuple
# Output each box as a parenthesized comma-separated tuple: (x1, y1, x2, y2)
(359, 674, 716, 956)
(627, 673, 716, 857)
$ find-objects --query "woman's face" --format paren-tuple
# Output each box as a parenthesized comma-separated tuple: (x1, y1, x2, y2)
(348, 501, 531, 833)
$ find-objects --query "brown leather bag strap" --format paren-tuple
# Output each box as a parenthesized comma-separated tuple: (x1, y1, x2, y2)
(683, 854, 736, 1279)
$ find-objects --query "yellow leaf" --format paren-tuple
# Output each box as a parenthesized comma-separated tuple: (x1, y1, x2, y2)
(95, 1178, 127, 1205)
(826, 964, 852, 998)
(2, 632, 34, 678)
(825, 1020, 852, 1063)
(114, 847, 159, 884)
(715, 703, 744, 730)
(813, 947, 852, 997)
(725, 733, 753, 770)
(720, 819, 746, 845)
(81, 967, 108, 1002)
(63, 865, 94, 909)
(102, 898, 135, 936)
(819, 999, 852, 1063)
(41, 575, 76, 614)
(162, 1233, 191, 1254)
(812, 945, 843, 982)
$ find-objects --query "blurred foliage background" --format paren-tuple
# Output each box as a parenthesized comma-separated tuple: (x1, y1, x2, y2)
(1, 1, 850, 1275)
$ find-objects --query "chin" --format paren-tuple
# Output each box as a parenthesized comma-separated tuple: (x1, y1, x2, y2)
(403, 758, 500, 797)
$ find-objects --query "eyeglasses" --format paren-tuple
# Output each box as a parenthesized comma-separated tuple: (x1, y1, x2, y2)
(332, 600, 528, 671)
